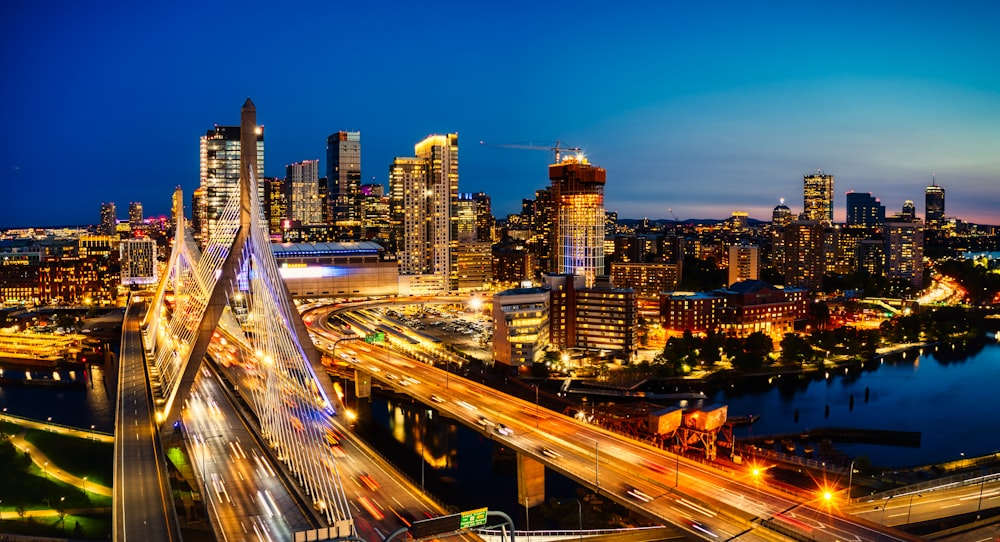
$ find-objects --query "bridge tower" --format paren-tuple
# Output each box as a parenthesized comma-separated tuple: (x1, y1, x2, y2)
(143, 99, 351, 528)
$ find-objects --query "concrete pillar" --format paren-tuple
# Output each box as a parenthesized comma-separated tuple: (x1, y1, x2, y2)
(516, 452, 545, 508)
(355, 369, 371, 399)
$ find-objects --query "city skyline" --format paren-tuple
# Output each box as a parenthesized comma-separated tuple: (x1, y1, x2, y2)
(2, 1, 999, 228)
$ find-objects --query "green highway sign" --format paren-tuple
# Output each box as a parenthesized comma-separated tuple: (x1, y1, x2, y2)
(459, 507, 488, 529)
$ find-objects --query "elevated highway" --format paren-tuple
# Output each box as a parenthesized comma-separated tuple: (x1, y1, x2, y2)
(113, 297, 181, 542)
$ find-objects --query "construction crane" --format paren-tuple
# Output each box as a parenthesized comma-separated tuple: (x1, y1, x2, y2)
(479, 140, 583, 164)
(667, 208, 680, 222)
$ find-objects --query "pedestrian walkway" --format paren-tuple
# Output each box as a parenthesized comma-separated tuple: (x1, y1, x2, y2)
(8, 430, 112, 498)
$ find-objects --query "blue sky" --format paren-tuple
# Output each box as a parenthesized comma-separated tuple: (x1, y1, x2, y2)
(2, 1, 998, 228)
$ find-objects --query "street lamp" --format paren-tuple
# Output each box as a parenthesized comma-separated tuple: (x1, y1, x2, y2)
(558, 498, 583, 542)
(879, 494, 895, 527)
(906, 493, 922, 524)
(533, 384, 539, 428)
(43, 461, 48, 480)
(846, 460, 855, 503)
(580, 435, 600, 493)
(82, 476, 87, 496)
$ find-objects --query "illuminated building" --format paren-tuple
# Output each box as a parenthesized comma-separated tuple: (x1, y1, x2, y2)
(263, 176, 288, 235)
(858, 239, 886, 277)
(38, 255, 118, 305)
(803, 171, 834, 224)
(190, 187, 205, 239)
(271, 241, 398, 298)
(549, 156, 606, 287)
(78, 235, 119, 259)
(610, 262, 682, 296)
(717, 281, 807, 338)
(198, 119, 264, 247)
(660, 282, 806, 339)
(0, 256, 39, 304)
(120, 237, 157, 287)
(358, 184, 391, 243)
(327, 131, 361, 234)
(543, 273, 582, 350)
(727, 244, 758, 286)
(390, 134, 458, 292)
(287, 160, 322, 225)
(491, 286, 550, 368)
(451, 241, 492, 292)
(783, 219, 824, 291)
(771, 198, 792, 227)
(925, 179, 945, 229)
(823, 226, 867, 275)
(885, 217, 924, 287)
(99, 202, 116, 235)
(472, 192, 496, 243)
(845, 191, 885, 227)
(661, 292, 721, 335)
(900, 200, 916, 221)
(491, 242, 535, 286)
(729, 211, 749, 232)
(128, 202, 143, 233)
(575, 278, 638, 360)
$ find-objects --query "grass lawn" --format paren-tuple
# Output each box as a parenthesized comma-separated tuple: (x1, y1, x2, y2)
(0, 513, 111, 540)
(23, 427, 113, 488)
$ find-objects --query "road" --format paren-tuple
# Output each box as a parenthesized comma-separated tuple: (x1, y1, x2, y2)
(308, 303, 922, 542)
(849, 476, 1000, 528)
(199, 335, 485, 542)
(113, 298, 180, 542)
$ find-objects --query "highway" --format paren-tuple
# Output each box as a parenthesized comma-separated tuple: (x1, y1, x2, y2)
(849, 476, 1000, 528)
(200, 336, 485, 542)
(307, 303, 923, 542)
(113, 298, 180, 542)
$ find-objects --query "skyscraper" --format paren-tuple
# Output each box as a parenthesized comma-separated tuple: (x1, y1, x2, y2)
(99, 202, 116, 235)
(549, 156, 606, 287)
(327, 131, 361, 232)
(925, 179, 945, 229)
(286, 160, 322, 225)
(262, 177, 288, 235)
(803, 171, 834, 224)
(728, 244, 759, 286)
(128, 202, 143, 232)
(783, 219, 824, 291)
(900, 200, 916, 221)
(198, 119, 263, 246)
(845, 191, 885, 228)
(771, 198, 792, 227)
(885, 217, 924, 287)
(389, 156, 432, 275)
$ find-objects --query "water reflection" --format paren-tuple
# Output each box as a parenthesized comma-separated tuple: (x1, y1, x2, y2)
(384, 399, 456, 469)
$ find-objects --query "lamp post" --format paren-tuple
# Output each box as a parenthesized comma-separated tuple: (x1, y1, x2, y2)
(976, 469, 986, 520)
(906, 493, 922, 524)
(847, 460, 855, 503)
(82, 476, 87, 497)
(43, 461, 48, 480)
(879, 494, 895, 527)
(534, 384, 539, 428)
(581, 435, 599, 493)
(558, 498, 583, 542)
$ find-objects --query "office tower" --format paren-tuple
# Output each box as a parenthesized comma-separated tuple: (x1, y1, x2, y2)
(198, 118, 264, 246)
(263, 177, 288, 235)
(286, 160, 322, 225)
(455, 194, 477, 242)
(885, 217, 924, 287)
(783, 219, 825, 291)
(359, 184, 391, 243)
(925, 179, 945, 229)
(729, 211, 749, 232)
(190, 187, 205, 240)
(772, 198, 792, 227)
(549, 156, 606, 287)
(99, 202, 117, 235)
(171, 187, 184, 228)
(803, 171, 834, 224)
(900, 200, 916, 221)
(327, 131, 361, 233)
(471, 192, 496, 243)
(728, 244, 759, 286)
(845, 191, 885, 228)
(128, 202, 143, 232)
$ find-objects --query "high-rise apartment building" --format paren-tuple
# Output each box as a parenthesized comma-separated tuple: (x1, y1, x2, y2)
(327, 131, 361, 234)
(128, 202, 143, 232)
(99, 202, 117, 235)
(885, 217, 924, 287)
(925, 179, 945, 229)
(783, 219, 825, 291)
(845, 191, 885, 228)
(728, 244, 759, 286)
(286, 160, 322, 225)
(389, 156, 436, 276)
(198, 122, 263, 246)
(803, 171, 834, 224)
(120, 237, 157, 286)
(549, 157, 606, 287)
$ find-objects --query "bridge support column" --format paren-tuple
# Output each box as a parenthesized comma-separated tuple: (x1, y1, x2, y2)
(355, 369, 371, 399)
(516, 452, 545, 508)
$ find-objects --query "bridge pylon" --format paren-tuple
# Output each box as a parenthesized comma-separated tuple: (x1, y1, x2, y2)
(142, 99, 351, 528)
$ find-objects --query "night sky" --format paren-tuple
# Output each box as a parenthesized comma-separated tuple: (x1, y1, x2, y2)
(2, 1, 999, 228)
